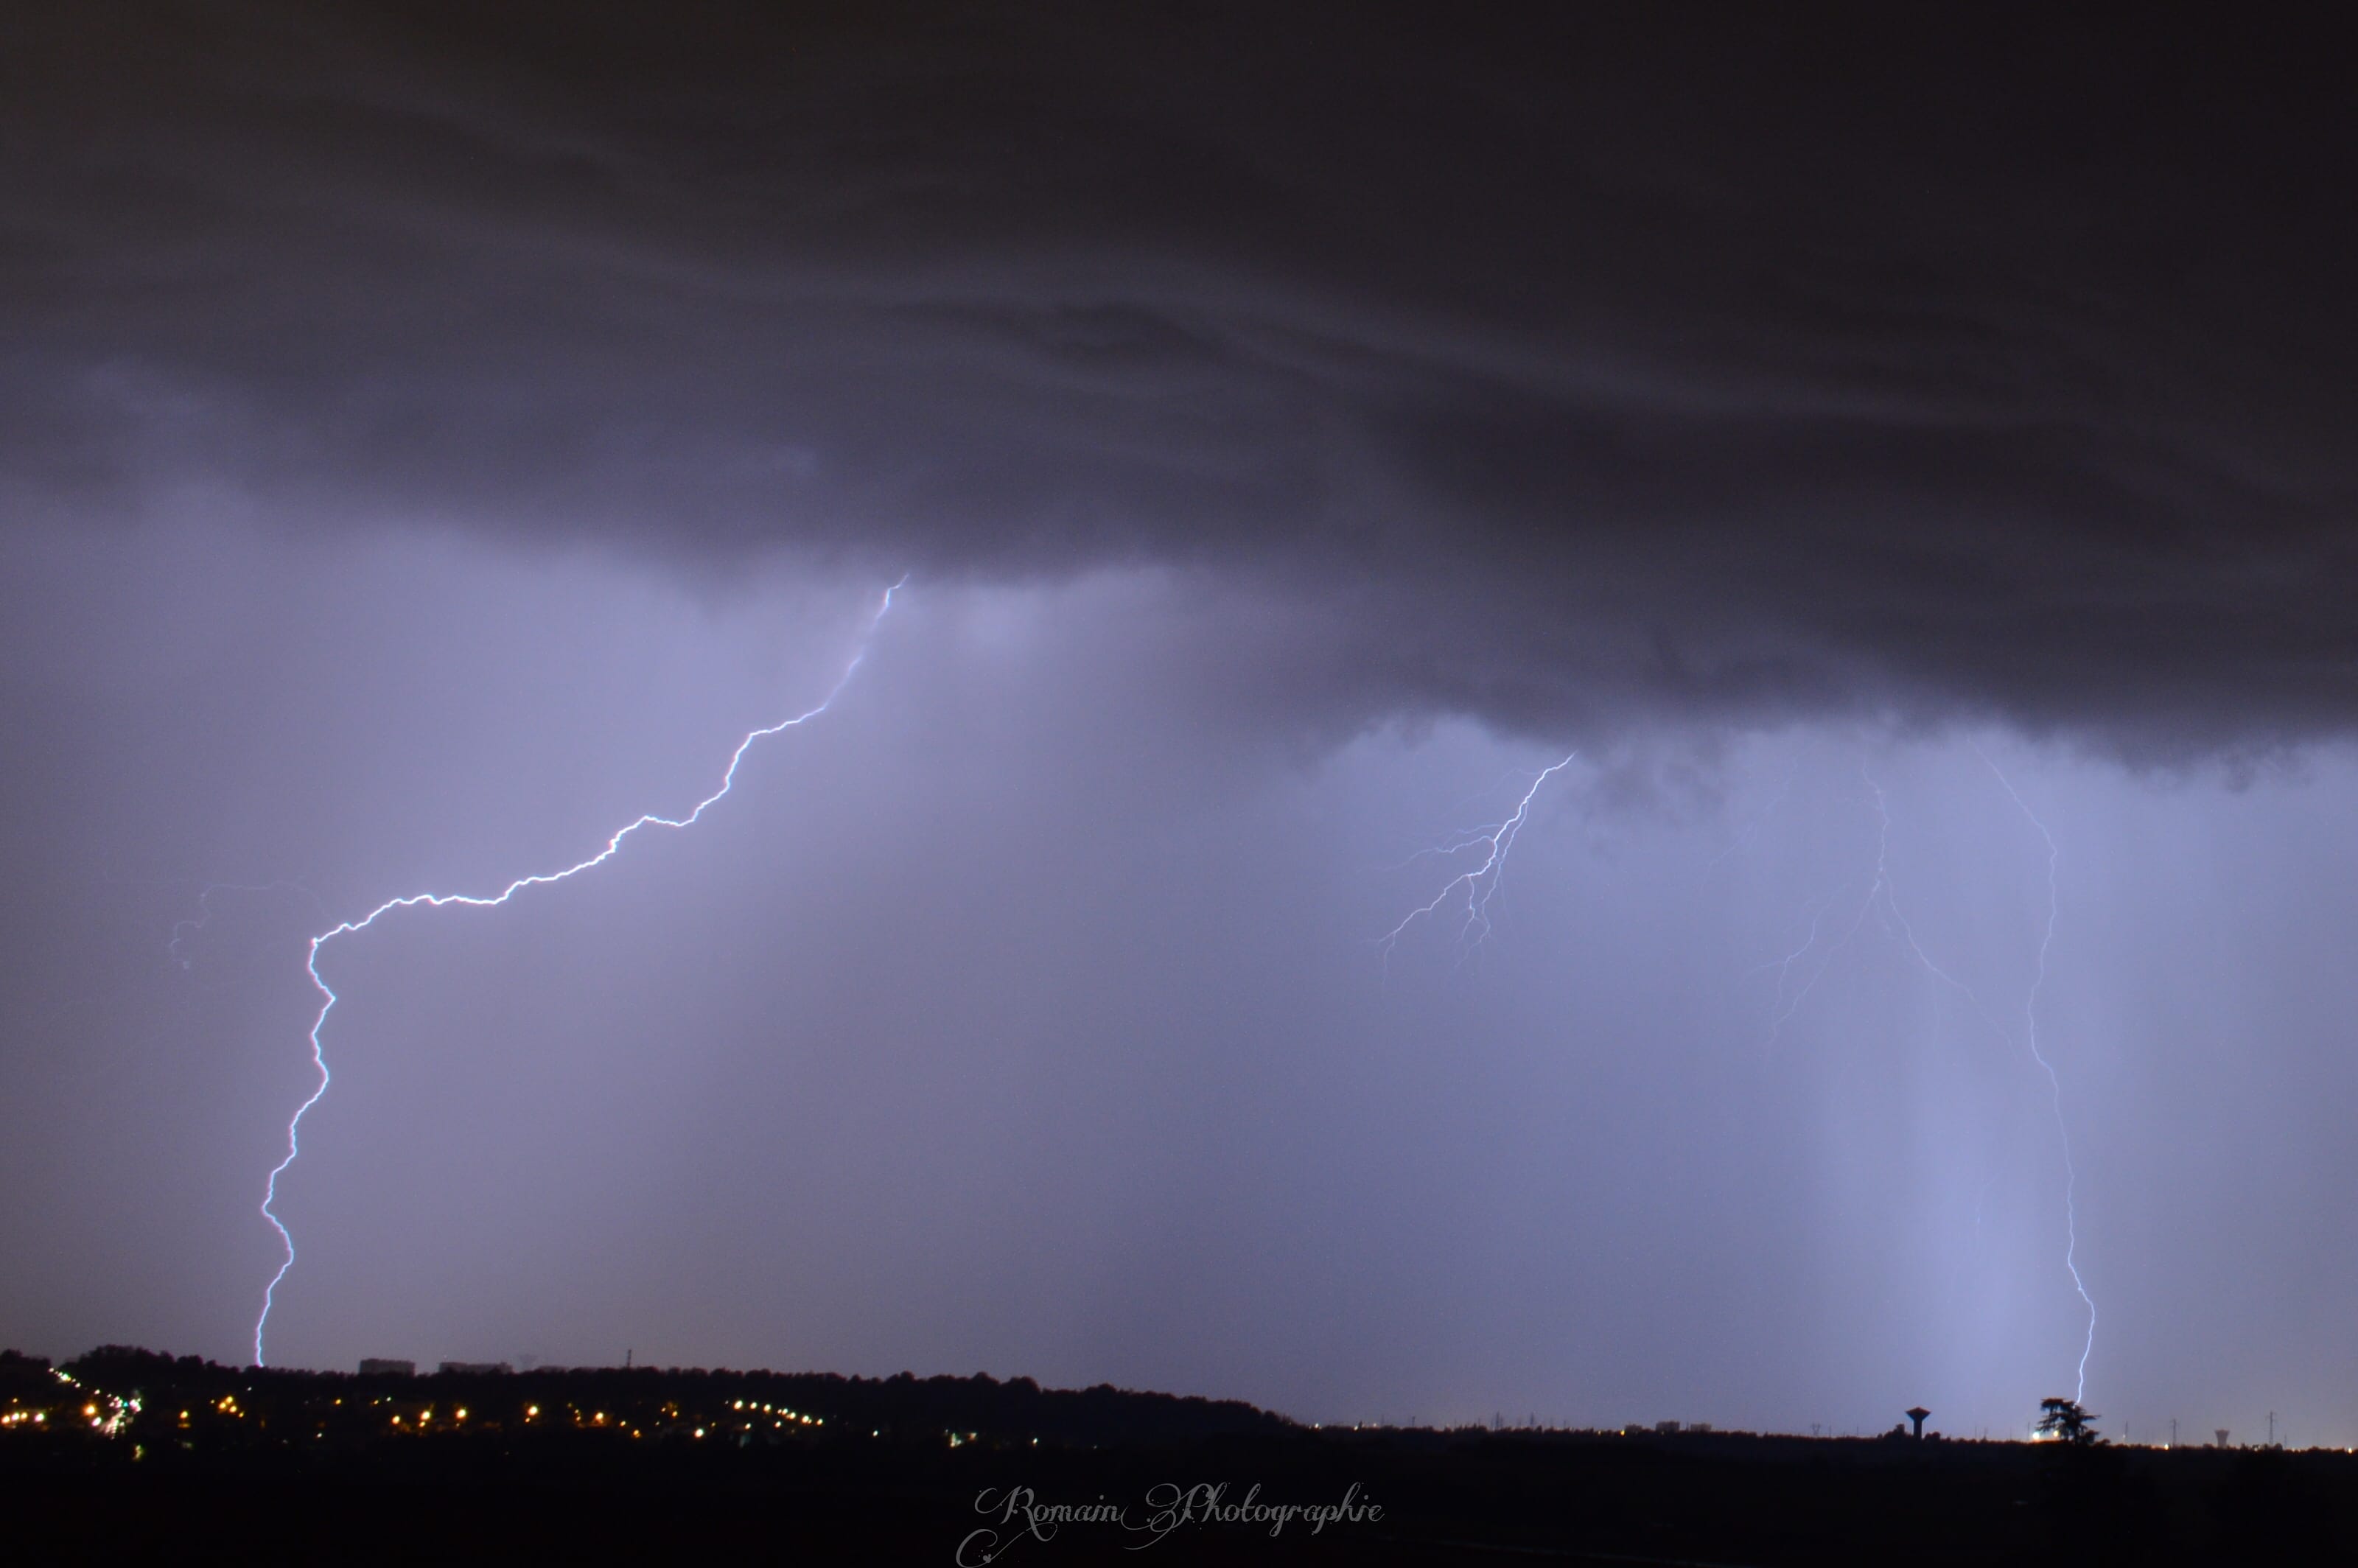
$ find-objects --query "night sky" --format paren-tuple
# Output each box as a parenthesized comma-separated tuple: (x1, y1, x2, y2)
(5, 6, 2355, 1445)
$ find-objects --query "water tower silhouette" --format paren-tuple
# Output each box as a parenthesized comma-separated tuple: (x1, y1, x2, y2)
(1906, 1407, 1930, 1439)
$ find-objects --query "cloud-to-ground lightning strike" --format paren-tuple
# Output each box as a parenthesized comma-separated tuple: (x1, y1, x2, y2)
(253, 580, 904, 1365)
(1977, 745, 2096, 1404)
(1750, 749, 2098, 1404)
(1382, 753, 1576, 970)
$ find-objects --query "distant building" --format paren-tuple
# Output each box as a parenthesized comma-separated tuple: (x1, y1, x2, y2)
(1688, 1422, 1712, 1434)
(358, 1359, 415, 1376)
(438, 1361, 512, 1376)
(1654, 1420, 1681, 1435)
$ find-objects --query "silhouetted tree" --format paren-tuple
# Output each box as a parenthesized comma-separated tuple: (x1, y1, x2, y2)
(2036, 1397, 2101, 1446)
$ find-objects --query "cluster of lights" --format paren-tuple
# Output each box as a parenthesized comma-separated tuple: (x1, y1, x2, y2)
(53, 1371, 140, 1437)
(1, 1379, 868, 1449)
(729, 1398, 820, 1428)
(0, 1398, 132, 1437)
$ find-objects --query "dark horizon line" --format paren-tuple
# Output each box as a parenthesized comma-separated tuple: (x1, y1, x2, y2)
(5, 1345, 2317, 1452)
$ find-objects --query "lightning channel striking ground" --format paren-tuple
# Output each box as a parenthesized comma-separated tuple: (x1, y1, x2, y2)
(1978, 743, 2096, 1404)
(1750, 748, 2097, 1404)
(253, 580, 903, 1365)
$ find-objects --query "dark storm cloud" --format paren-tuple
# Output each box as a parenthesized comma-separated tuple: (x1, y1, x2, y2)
(6, 4, 2352, 747)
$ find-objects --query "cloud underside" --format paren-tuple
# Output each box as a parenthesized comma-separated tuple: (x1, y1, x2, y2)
(6, 3, 2353, 752)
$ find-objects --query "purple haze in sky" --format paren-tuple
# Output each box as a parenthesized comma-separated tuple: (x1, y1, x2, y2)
(5, 6, 2357, 1447)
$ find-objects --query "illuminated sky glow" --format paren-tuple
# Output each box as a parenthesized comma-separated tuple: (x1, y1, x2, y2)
(5, 7, 2355, 1447)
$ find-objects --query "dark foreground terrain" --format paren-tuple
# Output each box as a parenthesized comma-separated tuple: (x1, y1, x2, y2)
(4, 1348, 2351, 1564)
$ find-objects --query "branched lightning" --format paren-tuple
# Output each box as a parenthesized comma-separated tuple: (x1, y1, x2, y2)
(1752, 883, 1847, 1052)
(1752, 749, 2096, 1403)
(1752, 767, 1984, 1051)
(253, 579, 904, 1365)
(1381, 753, 1575, 970)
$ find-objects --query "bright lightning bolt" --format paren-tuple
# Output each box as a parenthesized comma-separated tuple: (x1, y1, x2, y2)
(1381, 753, 1575, 969)
(253, 578, 904, 1365)
(1752, 748, 2097, 1404)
